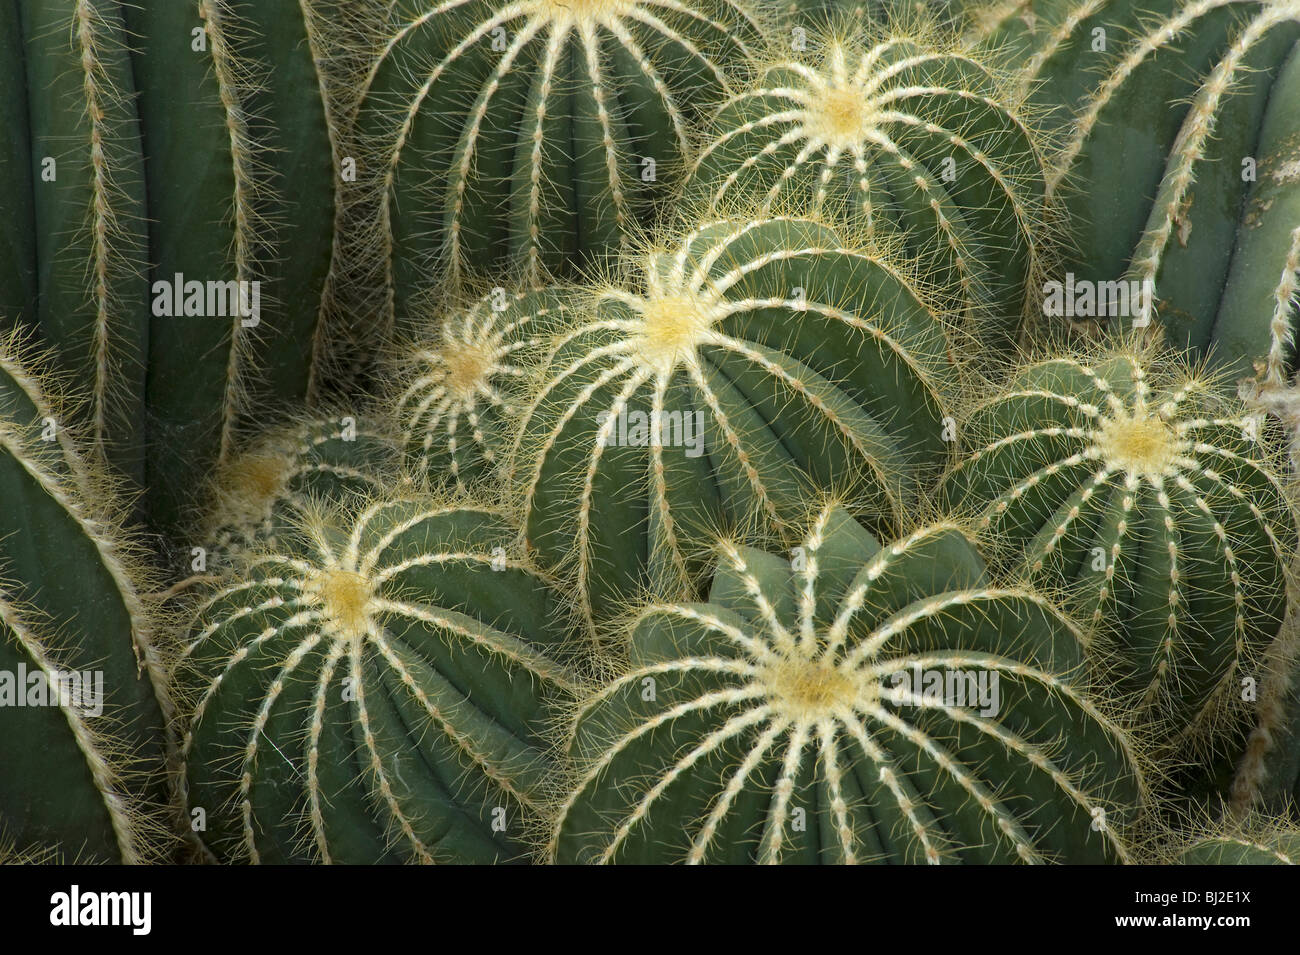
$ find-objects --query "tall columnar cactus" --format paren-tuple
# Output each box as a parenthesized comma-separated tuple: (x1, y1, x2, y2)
(940, 344, 1297, 737)
(352, 0, 765, 329)
(199, 413, 402, 570)
(513, 215, 962, 633)
(390, 287, 569, 493)
(0, 1, 344, 533)
(550, 503, 1143, 864)
(0, 0, 150, 481)
(685, 22, 1051, 336)
(0, 333, 173, 863)
(966, 1, 1300, 383)
(176, 497, 580, 863)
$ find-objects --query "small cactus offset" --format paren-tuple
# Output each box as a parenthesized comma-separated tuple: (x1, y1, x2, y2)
(550, 503, 1144, 864)
(199, 412, 403, 570)
(967, 1, 1300, 382)
(513, 214, 962, 632)
(175, 496, 581, 863)
(0, 333, 174, 863)
(351, 0, 765, 324)
(389, 287, 570, 493)
(686, 18, 1052, 336)
(941, 343, 1297, 738)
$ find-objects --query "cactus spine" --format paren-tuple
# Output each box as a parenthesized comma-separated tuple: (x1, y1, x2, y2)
(514, 215, 962, 632)
(550, 503, 1143, 863)
(176, 497, 580, 863)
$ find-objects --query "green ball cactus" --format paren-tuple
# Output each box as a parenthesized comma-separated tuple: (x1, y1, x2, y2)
(967, 1, 1300, 382)
(940, 344, 1297, 737)
(513, 214, 962, 632)
(686, 21, 1051, 335)
(352, 0, 765, 326)
(391, 287, 569, 493)
(0, 332, 174, 863)
(199, 413, 402, 569)
(550, 503, 1143, 863)
(175, 496, 580, 863)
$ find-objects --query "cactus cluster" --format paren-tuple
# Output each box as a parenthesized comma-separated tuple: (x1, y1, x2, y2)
(5, 0, 1300, 867)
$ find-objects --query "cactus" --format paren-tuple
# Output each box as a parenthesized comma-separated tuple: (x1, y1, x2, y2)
(940, 343, 1297, 738)
(1171, 816, 1300, 864)
(199, 413, 403, 570)
(0, 332, 173, 863)
(513, 214, 962, 633)
(966, 1, 1300, 383)
(0, 2, 345, 532)
(175, 496, 581, 863)
(352, 0, 765, 331)
(550, 502, 1143, 863)
(686, 20, 1051, 336)
(391, 287, 569, 494)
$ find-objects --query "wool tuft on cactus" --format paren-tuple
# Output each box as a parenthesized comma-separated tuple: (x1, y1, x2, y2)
(549, 502, 1144, 863)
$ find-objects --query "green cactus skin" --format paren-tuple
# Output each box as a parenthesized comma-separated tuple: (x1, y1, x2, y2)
(967, 1, 1300, 383)
(0, 333, 173, 864)
(549, 503, 1143, 864)
(940, 345, 1297, 737)
(513, 215, 962, 634)
(1174, 823, 1300, 863)
(200, 414, 403, 570)
(352, 0, 765, 328)
(176, 497, 580, 863)
(391, 288, 570, 494)
(125, 1, 341, 534)
(686, 23, 1050, 337)
(0, 0, 152, 482)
